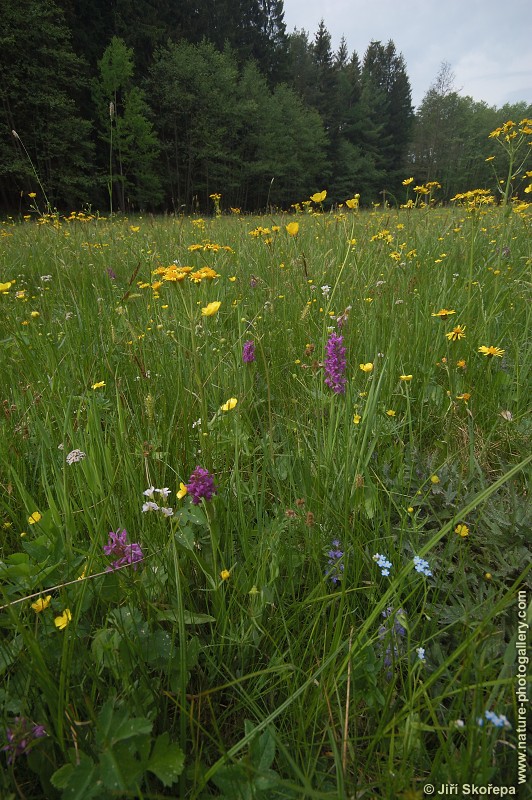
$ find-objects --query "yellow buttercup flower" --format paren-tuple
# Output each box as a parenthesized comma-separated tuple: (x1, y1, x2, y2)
(54, 609, 72, 630)
(220, 569, 231, 581)
(353, 413, 362, 424)
(400, 374, 413, 382)
(201, 301, 221, 317)
(31, 595, 51, 613)
(220, 397, 238, 412)
(177, 482, 188, 500)
(0, 281, 14, 292)
(386, 409, 396, 417)
(455, 523, 469, 538)
(91, 381, 106, 390)
(359, 362, 373, 373)
(28, 511, 42, 525)
(430, 475, 440, 484)
(285, 222, 299, 236)
(130, 226, 140, 232)
(310, 190, 327, 203)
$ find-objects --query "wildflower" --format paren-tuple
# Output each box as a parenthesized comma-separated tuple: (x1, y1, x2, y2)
(446, 324, 466, 341)
(91, 381, 106, 389)
(310, 190, 327, 203)
(1, 717, 47, 764)
(373, 553, 392, 577)
(104, 528, 144, 571)
(324, 332, 347, 394)
(186, 466, 217, 505)
(142, 501, 159, 512)
(31, 595, 51, 613)
(359, 362, 373, 373)
(143, 487, 156, 497)
(400, 374, 412, 381)
(201, 301, 221, 317)
(30, 311, 39, 318)
(177, 482, 188, 499)
(353, 413, 361, 424)
(413, 555, 432, 577)
(326, 539, 344, 585)
(285, 222, 299, 236)
(500, 410, 513, 421)
(336, 305, 352, 328)
(66, 449, 86, 465)
(457, 359, 466, 369)
(416, 646, 426, 662)
(477, 710, 511, 730)
(430, 475, 440, 484)
(431, 309, 456, 320)
(321, 285, 331, 297)
(159, 506, 174, 517)
(156, 487, 171, 498)
(242, 340, 255, 363)
(220, 569, 231, 581)
(455, 523, 469, 537)
(220, 397, 238, 412)
(386, 409, 396, 417)
(54, 609, 72, 630)
(478, 345, 505, 358)
(456, 392, 471, 402)
(402, 177, 414, 186)
(28, 511, 41, 525)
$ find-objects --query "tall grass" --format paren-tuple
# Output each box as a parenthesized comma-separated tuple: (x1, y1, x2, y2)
(0, 189, 530, 798)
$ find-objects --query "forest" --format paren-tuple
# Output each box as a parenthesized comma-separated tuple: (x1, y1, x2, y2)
(1, 0, 531, 212)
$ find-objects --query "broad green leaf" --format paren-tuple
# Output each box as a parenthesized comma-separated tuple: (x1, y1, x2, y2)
(146, 732, 185, 786)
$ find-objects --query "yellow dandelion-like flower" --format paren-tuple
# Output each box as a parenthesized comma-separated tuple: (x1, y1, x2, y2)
(54, 609, 72, 630)
(400, 374, 413, 382)
(402, 177, 414, 185)
(130, 226, 140, 233)
(91, 381, 106, 390)
(201, 301, 221, 317)
(455, 523, 469, 538)
(28, 511, 42, 525)
(430, 475, 440, 484)
(353, 413, 362, 424)
(445, 324, 466, 341)
(478, 345, 505, 358)
(220, 397, 238, 412)
(31, 595, 51, 613)
(386, 409, 396, 417)
(431, 309, 456, 320)
(359, 362, 374, 373)
(220, 569, 231, 581)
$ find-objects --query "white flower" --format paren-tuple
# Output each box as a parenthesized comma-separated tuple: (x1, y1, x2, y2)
(142, 501, 159, 512)
(159, 506, 174, 517)
(155, 487, 171, 498)
(416, 646, 426, 662)
(40, 275, 52, 282)
(66, 449, 86, 465)
(321, 284, 331, 297)
(143, 487, 156, 497)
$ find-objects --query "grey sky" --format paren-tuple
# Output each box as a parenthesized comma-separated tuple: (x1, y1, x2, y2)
(282, 0, 532, 110)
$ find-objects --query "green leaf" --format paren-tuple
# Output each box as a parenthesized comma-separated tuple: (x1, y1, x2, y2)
(146, 732, 185, 786)
(50, 755, 100, 800)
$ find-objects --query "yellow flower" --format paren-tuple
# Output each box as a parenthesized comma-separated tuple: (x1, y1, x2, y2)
(220, 397, 238, 412)
(130, 226, 140, 232)
(455, 523, 469, 538)
(54, 609, 72, 630)
(407, 506, 414, 513)
(285, 222, 299, 236)
(402, 177, 414, 185)
(31, 595, 51, 613)
(177, 482, 188, 500)
(91, 381, 106, 389)
(201, 301, 221, 317)
(457, 359, 466, 369)
(345, 196, 359, 209)
(445, 324, 466, 341)
(28, 511, 42, 525)
(400, 374, 413, 381)
(0, 281, 14, 292)
(359, 362, 374, 373)
(456, 392, 471, 402)
(220, 569, 231, 581)
(28, 192, 37, 198)
(30, 311, 40, 318)
(430, 475, 440, 484)
(310, 190, 327, 203)
(478, 345, 505, 358)
(431, 309, 456, 320)
(386, 409, 396, 417)
(353, 413, 362, 424)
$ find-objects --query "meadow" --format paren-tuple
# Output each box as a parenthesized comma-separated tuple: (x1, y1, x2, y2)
(0, 155, 531, 796)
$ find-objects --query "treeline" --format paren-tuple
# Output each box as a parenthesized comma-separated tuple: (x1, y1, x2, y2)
(1, 0, 530, 212)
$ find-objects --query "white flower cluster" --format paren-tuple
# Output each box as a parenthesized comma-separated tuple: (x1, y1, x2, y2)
(141, 487, 173, 516)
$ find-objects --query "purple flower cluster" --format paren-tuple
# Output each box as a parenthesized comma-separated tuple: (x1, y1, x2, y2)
(378, 607, 407, 676)
(326, 539, 344, 585)
(103, 528, 144, 571)
(2, 717, 46, 764)
(186, 466, 217, 505)
(324, 332, 347, 394)
(242, 340, 256, 363)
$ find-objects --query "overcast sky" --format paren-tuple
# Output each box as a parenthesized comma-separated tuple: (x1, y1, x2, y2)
(282, 0, 532, 110)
